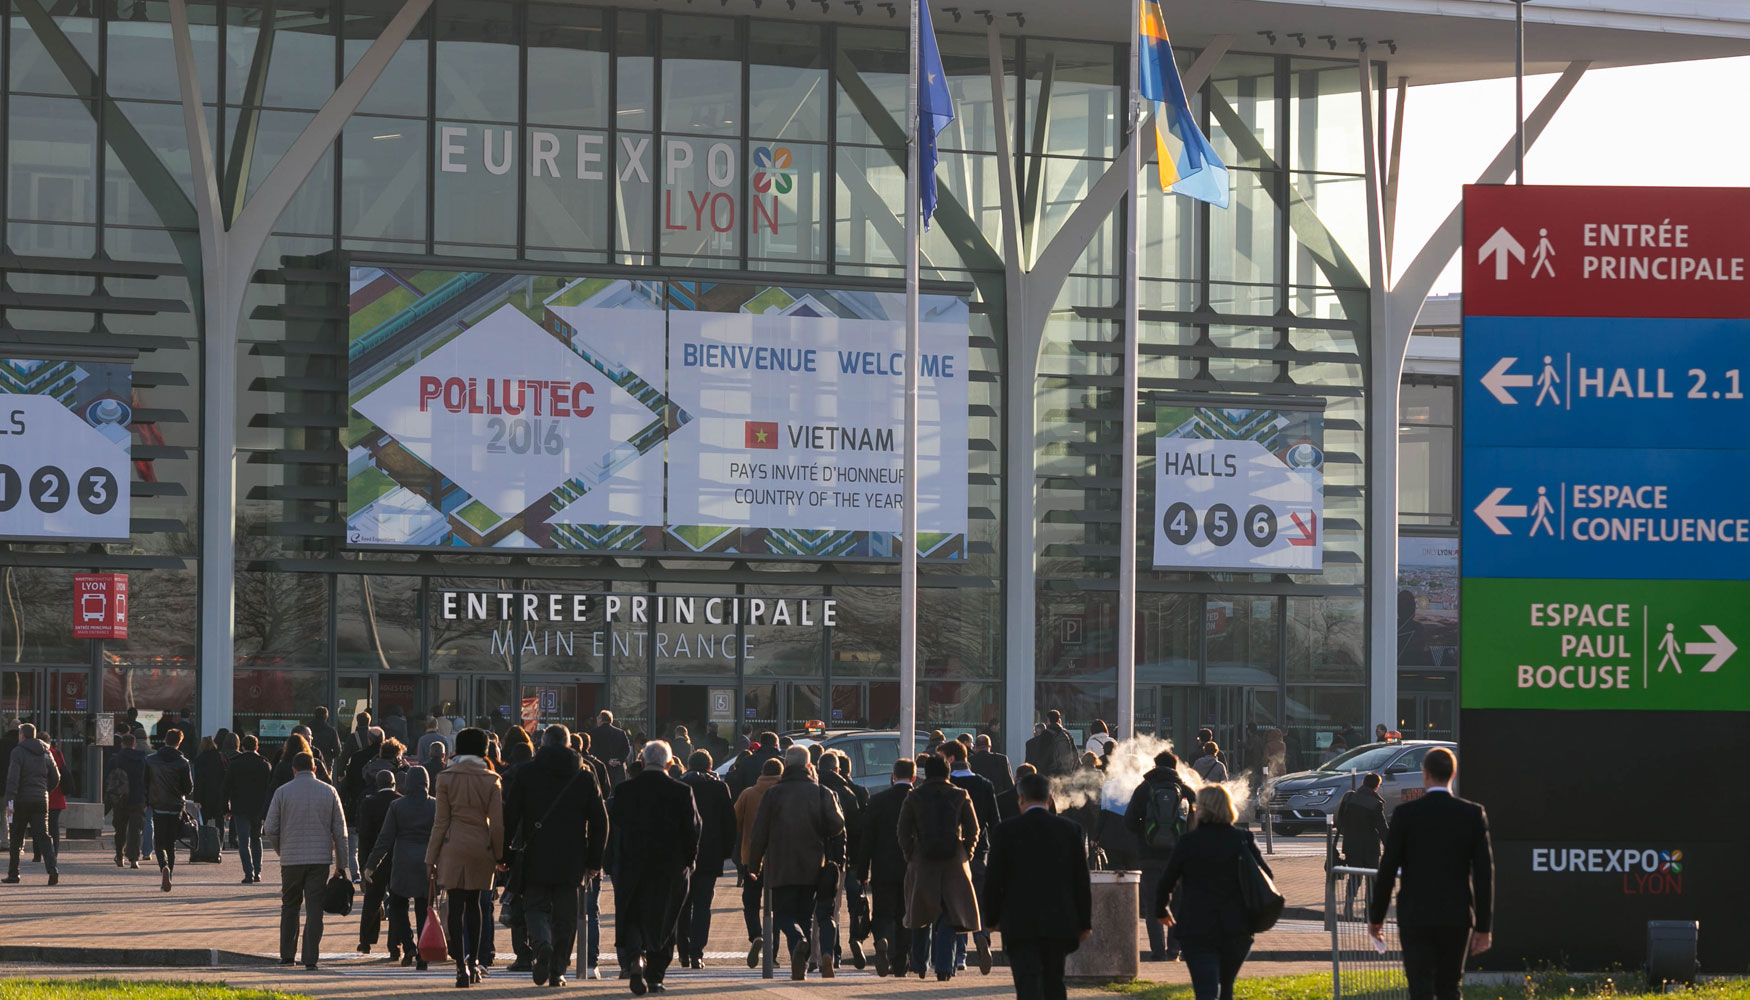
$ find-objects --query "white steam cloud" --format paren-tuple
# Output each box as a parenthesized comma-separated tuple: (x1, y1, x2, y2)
(1048, 734, 1259, 821)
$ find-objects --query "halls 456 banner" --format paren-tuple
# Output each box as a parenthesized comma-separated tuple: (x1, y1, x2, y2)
(1152, 402, 1324, 573)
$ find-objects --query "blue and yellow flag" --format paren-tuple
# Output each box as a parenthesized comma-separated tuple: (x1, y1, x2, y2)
(1138, 0, 1229, 208)
(917, 0, 956, 230)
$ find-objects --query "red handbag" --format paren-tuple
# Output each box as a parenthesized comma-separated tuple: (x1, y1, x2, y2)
(418, 877, 450, 963)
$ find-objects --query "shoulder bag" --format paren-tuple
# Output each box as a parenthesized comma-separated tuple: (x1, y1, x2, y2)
(1237, 841, 1286, 934)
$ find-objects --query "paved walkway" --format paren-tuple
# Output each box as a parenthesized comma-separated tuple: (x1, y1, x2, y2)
(0, 838, 1336, 999)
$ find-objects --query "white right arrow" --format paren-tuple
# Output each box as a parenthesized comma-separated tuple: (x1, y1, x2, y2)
(1686, 625, 1736, 673)
(1473, 487, 1527, 536)
(1478, 226, 1526, 280)
(1481, 357, 1535, 405)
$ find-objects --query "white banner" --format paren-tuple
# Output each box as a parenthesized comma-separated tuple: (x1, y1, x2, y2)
(666, 299, 969, 534)
(1153, 432, 1323, 573)
(0, 359, 132, 541)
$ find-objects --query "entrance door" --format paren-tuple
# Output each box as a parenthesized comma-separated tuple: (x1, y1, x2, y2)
(430, 676, 518, 737)
(742, 681, 825, 737)
(519, 679, 604, 738)
(1397, 692, 1456, 741)
(2, 668, 95, 799)
(1204, 686, 1281, 774)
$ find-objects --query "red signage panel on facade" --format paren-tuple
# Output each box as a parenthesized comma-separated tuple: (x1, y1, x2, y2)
(1464, 185, 1750, 319)
(73, 573, 128, 639)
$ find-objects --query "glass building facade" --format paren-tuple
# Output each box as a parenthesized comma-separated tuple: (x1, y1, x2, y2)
(0, 0, 1382, 799)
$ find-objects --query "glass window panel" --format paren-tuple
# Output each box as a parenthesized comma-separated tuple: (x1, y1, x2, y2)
(1285, 685, 1365, 773)
(1289, 59, 1365, 176)
(101, 567, 198, 668)
(1208, 168, 1279, 291)
(428, 577, 516, 672)
(745, 584, 825, 678)
(1399, 424, 1456, 523)
(336, 575, 422, 672)
(105, 101, 204, 229)
(434, 121, 517, 246)
(341, 117, 426, 242)
(234, 570, 328, 668)
(526, 3, 608, 128)
(922, 588, 999, 680)
(526, 126, 610, 251)
(658, 134, 739, 261)
(747, 140, 823, 266)
(235, 669, 328, 740)
(834, 144, 902, 268)
(1025, 39, 1119, 160)
(1034, 682, 1116, 741)
(1137, 592, 1199, 685)
(1292, 172, 1370, 280)
(226, 0, 336, 110)
(925, 680, 999, 736)
(835, 27, 904, 148)
(1207, 54, 1278, 168)
(9, 7, 98, 96)
(104, 667, 199, 740)
(749, 21, 825, 142)
(0, 566, 83, 663)
(9, 96, 96, 224)
(434, 0, 516, 122)
(1040, 592, 1114, 681)
(616, 131, 653, 258)
(1205, 596, 1279, 683)
(828, 586, 893, 680)
(105, 3, 219, 104)
(936, 31, 1011, 155)
(1139, 179, 1197, 283)
(654, 585, 738, 679)
(343, 0, 428, 118)
(614, 11, 653, 132)
(519, 581, 604, 674)
(1286, 596, 1365, 683)
(1401, 382, 1454, 425)
(222, 108, 334, 235)
(661, 14, 741, 137)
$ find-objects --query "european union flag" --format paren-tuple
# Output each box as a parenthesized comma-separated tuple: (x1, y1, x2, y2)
(917, 0, 956, 230)
(1139, 0, 1229, 208)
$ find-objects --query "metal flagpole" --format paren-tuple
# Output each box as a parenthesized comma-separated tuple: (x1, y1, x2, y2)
(1514, 0, 1526, 183)
(899, 0, 921, 762)
(1116, 0, 1141, 741)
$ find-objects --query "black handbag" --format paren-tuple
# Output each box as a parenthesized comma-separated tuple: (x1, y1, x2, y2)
(323, 873, 356, 916)
(1237, 847, 1286, 933)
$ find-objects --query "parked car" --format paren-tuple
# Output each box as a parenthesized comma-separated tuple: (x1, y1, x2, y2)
(714, 729, 931, 790)
(1260, 739, 1458, 835)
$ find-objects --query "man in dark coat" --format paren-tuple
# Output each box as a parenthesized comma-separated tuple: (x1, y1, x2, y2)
(575, 731, 613, 977)
(507, 725, 609, 988)
(589, 710, 633, 768)
(855, 757, 915, 977)
(969, 735, 1014, 800)
(1336, 771, 1390, 917)
(819, 751, 869, 970)
(221, 734, 275, 883)
(1368, 748, 1493, 1000)
(308, 707, 342, 764)
(144, 728, 194, 890)
(1124, 750, 1196, 961)
(747, 746, 847, 981)
(1023, 711, 1078, 778)
(676, 749, 736, 969)
(898, 752, 981, 981)
(981, 772, 1092, 1000)
(941, 738, 999, 974)
(4, 723, 61, 885)
(727, 731, 782, 798)
(609, 740, 700, 995)
(109, 733, 152, 869)
(357, 770, 401, 954)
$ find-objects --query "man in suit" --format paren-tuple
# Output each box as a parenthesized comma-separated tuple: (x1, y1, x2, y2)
(677, 749, 737, 969)
(980, 772, 1091, 1000)
(1022, 711, 1077, 778)
(590, 711, 634, 769)
(854, 757, 914, 978)
(1368, 747, 1492, 1000)
(610, 741, 701, 995)
(968, 735, 1013, 800)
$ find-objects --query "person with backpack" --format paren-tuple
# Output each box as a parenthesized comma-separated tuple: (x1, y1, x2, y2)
(1153, 785, 1272, 1000)
(106, 733, 150, 869)
(747, 745, 847, 981)
(897, 753, 981, 981)
(1125, 749, 1196, 961)
(1335, 771, 1391, 918)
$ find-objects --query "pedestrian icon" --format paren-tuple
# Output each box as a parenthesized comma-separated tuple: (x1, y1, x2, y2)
(1535, 356, 1562, 407)
(1531, 227, 1556, 278)
(1528, 486, 1556, 537)
(1658, 623, 1683, 674)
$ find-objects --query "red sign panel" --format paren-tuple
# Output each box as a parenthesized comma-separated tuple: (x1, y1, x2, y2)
(73, 573, 128, 639)
(1464, 185, 1750, 319)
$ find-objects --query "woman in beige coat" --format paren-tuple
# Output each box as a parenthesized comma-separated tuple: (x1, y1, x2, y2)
(425, 727, 504, 988)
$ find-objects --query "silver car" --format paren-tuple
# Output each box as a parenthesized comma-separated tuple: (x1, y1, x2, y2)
(1261, 740, 1457, 836)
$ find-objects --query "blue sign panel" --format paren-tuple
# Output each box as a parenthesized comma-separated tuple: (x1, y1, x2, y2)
(1463, 446, 1750, 580)
(1464, 317, 1750, 450)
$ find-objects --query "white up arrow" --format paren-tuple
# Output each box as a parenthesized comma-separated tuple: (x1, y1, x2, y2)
(1478, 226, 1525, 280)
(1481, 357, 1535, 405)
(1473, 487, 1527, 536)
(1685, 625, 1736, 673)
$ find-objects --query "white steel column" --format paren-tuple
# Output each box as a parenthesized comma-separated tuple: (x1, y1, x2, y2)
(1358, 51, 1397, 738)
(1116, 0, 1142, 742)
(899, 0, 920, 761)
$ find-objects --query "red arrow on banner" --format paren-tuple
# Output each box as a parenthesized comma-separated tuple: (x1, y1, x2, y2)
(1287, 512, 1318, 547)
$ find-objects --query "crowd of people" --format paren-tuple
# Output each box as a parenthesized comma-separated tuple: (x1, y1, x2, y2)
(1, 707, 1491, 1000)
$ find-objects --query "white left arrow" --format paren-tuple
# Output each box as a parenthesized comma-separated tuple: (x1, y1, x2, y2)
(1481, 357, 1534, 405)
(1473, 487, 1527, 536)
(1686, 625, 1736, 673)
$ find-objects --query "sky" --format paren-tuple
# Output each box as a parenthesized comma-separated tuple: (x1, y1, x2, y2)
(1390, 55, 1750, 294)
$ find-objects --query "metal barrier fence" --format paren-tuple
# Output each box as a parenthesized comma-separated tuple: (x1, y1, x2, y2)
(1326, 821, 1408, 1000)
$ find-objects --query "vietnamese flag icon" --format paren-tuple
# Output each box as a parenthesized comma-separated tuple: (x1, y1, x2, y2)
(745, 421, 779, 449)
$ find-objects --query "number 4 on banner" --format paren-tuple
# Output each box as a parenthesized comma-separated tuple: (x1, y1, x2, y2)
(1287, 511, 1318, 547)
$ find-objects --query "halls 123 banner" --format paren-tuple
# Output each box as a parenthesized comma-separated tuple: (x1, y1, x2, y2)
(0, 358, 133, 541)
(345, 270, 970, 556)
(1151, 404, 1324, 573)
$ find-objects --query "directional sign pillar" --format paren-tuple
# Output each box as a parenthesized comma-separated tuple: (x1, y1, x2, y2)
(1461, 185, 1750, 973)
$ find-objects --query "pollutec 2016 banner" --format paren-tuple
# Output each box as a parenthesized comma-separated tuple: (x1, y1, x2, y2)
(1, 358, 132, 541)
(1152, 404, 1324, 573)
(345, 270, 970, 555)
(666, 290, 968, 535)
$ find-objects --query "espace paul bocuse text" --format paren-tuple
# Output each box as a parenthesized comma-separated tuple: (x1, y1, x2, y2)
(439, 591, 838, 627)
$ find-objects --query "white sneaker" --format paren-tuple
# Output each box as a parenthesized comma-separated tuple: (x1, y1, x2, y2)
(586, 966, 601, 980)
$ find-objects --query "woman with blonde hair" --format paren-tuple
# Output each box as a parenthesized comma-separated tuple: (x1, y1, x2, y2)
(1151, 785, 1271, 1000)
(427, 727, 505, 988)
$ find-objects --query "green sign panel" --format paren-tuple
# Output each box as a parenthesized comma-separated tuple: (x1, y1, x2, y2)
(1462, 578, 1749, 711)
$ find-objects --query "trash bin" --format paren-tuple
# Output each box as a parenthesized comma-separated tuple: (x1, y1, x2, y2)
(1064, 869, 1141, 983)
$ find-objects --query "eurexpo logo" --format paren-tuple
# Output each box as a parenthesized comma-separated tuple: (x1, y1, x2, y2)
(1530, 846, 1685, 895)
(752, 146, 794, 196)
